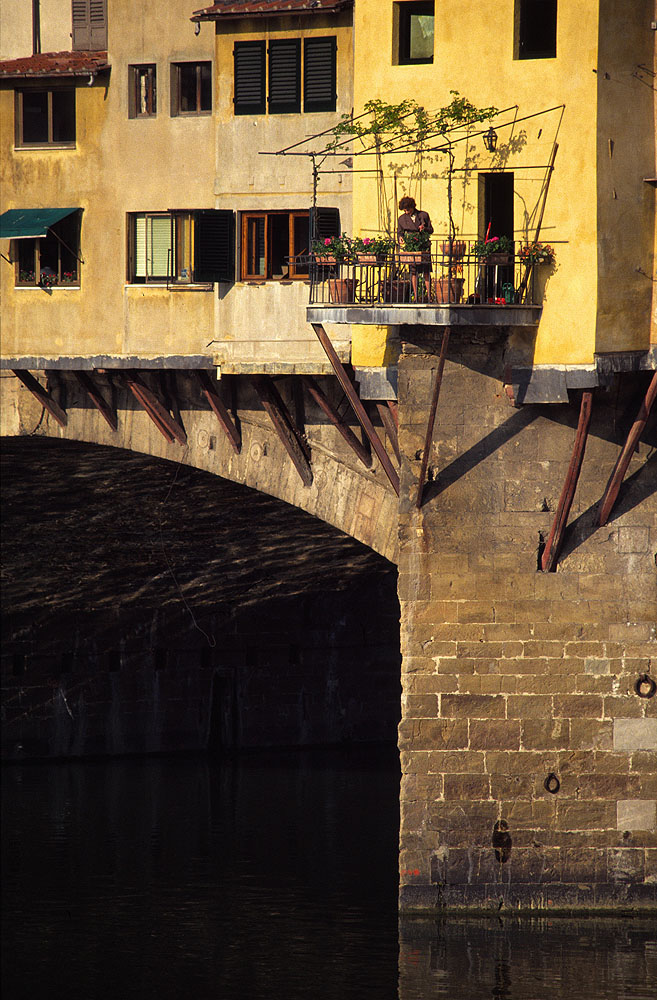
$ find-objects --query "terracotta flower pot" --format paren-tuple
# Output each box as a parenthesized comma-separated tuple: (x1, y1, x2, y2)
(328, 278, 357, 303)
(440, 240, 466, 259)
(399, 251, 430, 265)
(314, 254, 338, 265)
(435, 276, 464, 304)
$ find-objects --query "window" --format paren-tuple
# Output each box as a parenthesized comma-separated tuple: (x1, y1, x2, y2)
(14, 211, 81, 287)
(233, 37, 336, 116)
(15, 88, 75, 147)
(171, 62, 211, 116)
(129, 65, 156, 118)
(396, 2, 434, 65)
(515, 0, 557, 60)
(241, 211, 310, 280)
(128, 210, 234, 284)
(72, 0, 107, 51)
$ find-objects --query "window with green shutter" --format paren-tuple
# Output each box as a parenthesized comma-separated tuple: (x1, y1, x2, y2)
(234, 42, 266, 115)
(268, 39, 301, 115)
(304, 38, 336, 113)
(234, 36, 336, 116)
(72, 0, 107, 51)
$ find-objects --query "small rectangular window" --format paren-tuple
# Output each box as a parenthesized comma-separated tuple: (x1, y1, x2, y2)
(171, 62, 212, 116)
(516, 0, 557, 60)
(72, 0, 107, 51)
(240, 211, 309, 280)
(15, 89, 76, 147)
(14, 211, 81, 287)
(397, 2, 434, 65)
(129, 64, 156, 118)
(234, 37, 336, 116)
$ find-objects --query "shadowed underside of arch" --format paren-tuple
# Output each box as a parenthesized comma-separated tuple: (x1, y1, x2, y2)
(0, 371, 399, 563)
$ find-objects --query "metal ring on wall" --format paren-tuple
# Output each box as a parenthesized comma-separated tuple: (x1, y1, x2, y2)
(544, 773, 560, 794)
(635, 674, 656, 699)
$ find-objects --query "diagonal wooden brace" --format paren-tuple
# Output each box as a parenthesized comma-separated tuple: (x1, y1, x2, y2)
(250, 375, 313, 487)
(376, 402, 400, 464)
(302, 375, 372, 469)
(123, 370, 187, 445)
(196, 371, 241, 454)
(74, 371, 117, 430)
(541, 390, 593, 572)
(598, 372, 657, 526)
(311, 323, 399, 496)
(12, 369, 67, 428)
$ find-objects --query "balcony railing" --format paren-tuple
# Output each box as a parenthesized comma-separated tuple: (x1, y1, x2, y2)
(303, 241, 544, 309)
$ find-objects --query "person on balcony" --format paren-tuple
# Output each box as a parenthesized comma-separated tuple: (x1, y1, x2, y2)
(397, 196, 434, 302)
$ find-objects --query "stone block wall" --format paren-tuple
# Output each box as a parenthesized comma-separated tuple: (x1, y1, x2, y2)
(397, 331, 656, 911)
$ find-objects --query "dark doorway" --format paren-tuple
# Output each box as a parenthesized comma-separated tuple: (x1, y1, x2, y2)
(480, 172, 515, 241)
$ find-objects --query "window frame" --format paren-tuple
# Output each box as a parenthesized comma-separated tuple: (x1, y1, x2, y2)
(13, 211, 82, 288)
(127, 210, 233, 285)
(233, 37, 336, 116)
(240, 210, 310, 281)
(15, 87, 76, 148)
(515, 0, 558, 60)
(129, 64, 157, 118)
(170, 61, 212, 117)
(396, 2, 435, 66)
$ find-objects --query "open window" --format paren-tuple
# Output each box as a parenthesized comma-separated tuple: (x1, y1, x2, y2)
(8, 209, 82, 287)
(171, 62, 212, 116)
(515, 0, 557, 60)
(15, 88, 75, 147)
(129, 65, 156, 118)
(127, 210, 234, 284)
(395, 2, 434, 65)
(241, 211, 310, 280)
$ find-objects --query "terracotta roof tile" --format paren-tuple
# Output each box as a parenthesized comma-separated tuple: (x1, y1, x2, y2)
(192, 0, 352, 21)
(0, 51, 110, 79)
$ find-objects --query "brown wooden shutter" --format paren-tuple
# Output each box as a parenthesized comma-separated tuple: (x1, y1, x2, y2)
(72, 0, 107, 51)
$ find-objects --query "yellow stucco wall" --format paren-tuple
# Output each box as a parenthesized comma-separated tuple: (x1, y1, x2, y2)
(349, 0, 654, 368)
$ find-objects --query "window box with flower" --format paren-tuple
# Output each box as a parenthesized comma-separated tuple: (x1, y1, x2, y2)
(518, 241, 555, 265)
(399, 228, 431, 263)
(353, 235, 395, 263)
(472, 234, 514, 264)
(311, 233, 353, 264)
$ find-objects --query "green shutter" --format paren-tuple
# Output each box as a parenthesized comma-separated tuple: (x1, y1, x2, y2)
(234, 42, 266, 115)
(303, 37, 336, 113)
(268, 39, 300, 115)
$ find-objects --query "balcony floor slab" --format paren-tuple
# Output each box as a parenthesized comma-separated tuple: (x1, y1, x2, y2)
(306, 305, 542, 327)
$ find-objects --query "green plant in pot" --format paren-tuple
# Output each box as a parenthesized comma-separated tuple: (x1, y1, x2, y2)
(401, 229, 431, 253)
(472, 235, 513, 260)
(311, 233, 353, 262)
(353, 235, 395, 260)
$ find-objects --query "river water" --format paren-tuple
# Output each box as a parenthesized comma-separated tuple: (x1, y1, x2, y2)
(2, 748, 655, 1000)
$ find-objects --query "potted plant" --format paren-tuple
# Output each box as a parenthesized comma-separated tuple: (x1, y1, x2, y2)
(311, 233, 353, 264)
(353, 235, 395, 263)
(399, 229, 431, 263)
(440, 238, 466, 259)
(518, 241, 555, 265)
(472, 235, 513, 264)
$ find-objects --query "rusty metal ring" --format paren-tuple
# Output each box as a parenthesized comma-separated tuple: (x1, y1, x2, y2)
(544, 773, 560, 794)
(635, 674, 656, 699)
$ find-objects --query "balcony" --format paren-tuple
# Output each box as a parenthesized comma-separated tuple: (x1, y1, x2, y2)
(305, 241, 544, 327)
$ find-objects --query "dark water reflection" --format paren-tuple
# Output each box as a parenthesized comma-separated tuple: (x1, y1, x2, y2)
(2, 750, 656, 1000)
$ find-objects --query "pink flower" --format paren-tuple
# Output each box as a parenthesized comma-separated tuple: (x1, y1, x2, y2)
(324, 238, 331, 245)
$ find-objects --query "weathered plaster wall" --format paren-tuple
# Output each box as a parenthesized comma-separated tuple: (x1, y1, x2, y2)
(396, 331, 656, 910)
(0, 0, 70, 61)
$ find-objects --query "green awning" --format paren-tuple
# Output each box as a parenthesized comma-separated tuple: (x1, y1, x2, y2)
(0, 208, 79, 240)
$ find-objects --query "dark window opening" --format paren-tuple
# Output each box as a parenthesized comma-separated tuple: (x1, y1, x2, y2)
(129, 64, 156, 118)
(12, 654, 26, 676)
(516, 0, 557, 60)
(14, 211, 81, 287)
(397, 2, 435, 65)
(241, 211, 309, 280)
(234, 37, 336, 115)
(171, 62, 211, 116)
(480, 172, 515, 242)
(16, 89, 75, 147)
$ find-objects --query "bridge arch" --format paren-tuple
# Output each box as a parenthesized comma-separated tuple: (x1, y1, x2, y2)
(1, 372, 399, 563)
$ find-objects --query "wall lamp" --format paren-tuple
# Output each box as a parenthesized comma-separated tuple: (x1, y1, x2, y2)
(483, 127, 498, 152)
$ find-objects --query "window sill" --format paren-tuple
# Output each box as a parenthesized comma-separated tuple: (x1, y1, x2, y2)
(125, 282, 213, 290)
(15, 143, 76, 150)
(14, 284, 80, 290)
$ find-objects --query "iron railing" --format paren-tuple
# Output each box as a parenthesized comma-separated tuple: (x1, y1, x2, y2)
(303, 241, 543, 308)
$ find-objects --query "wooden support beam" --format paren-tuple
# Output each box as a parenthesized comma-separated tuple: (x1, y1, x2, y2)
(12, 369, 67, 427)
(386, 400, 399, 430)
(541, 390, 593, 572)
(250, 375, 313, 487)
(123, 371, 187, 445)
(302, 375, 372, 469)
(73, 371, 117, 430)
(196, 371, 241, 454)
(416, 327, 450, 508)
(311, 323, 400, 496)
(598, 372, 657, 526)
(376, 401, 401, 464)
